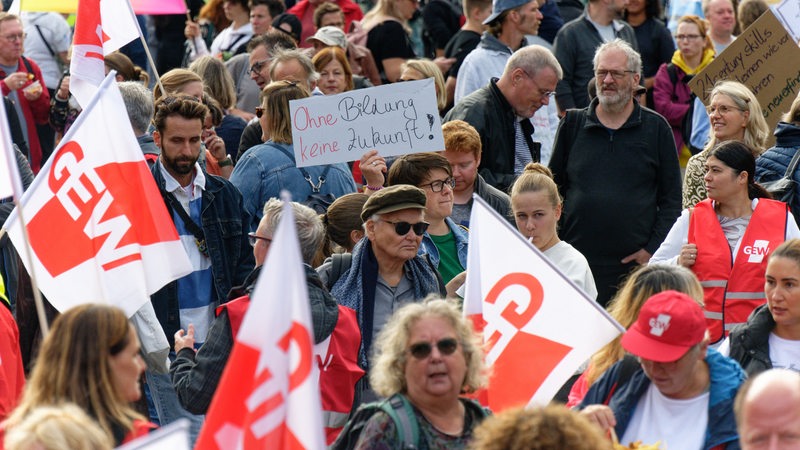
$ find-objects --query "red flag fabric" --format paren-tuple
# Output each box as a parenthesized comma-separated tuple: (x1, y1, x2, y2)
(69, 0, 139, 107)
(197, 199, 325, 449)
(4, 73, 192, 317)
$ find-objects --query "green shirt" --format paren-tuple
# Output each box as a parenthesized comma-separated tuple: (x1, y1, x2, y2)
(430, 231, 464, 285)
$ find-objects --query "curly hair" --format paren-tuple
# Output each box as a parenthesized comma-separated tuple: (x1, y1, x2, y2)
(470, 405, 612, 450)
(369, 296, 487, 397)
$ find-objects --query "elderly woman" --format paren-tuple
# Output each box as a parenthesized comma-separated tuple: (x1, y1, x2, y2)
(682, 80, 770, 208)
(318, 185, 447, 405)
(652, 141, 800, 345)
(334, 297, 488, 449)
(4, 305, 152, 446)
(387, 152, 467, 285)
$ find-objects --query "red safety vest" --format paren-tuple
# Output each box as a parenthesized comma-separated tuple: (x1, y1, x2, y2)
(221, 298, 364, 445)
(689, 199, 787, 343)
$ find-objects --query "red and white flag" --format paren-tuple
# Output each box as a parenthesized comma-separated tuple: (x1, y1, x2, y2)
(463, 196, 624, 411)
(69, 0, 139, 107)
(0, 95, 23, 200)
(197, 197, 325, 450)
(4, 73, 192, 317)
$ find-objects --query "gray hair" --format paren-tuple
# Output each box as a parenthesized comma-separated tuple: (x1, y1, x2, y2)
(505, 45, 563, 80)
(269, 49, 320, 91)
(369, 296, 488, 397)
(259, 199, 325, 264)
(118, 81, 154, 135)
(593, 39, 642, 75)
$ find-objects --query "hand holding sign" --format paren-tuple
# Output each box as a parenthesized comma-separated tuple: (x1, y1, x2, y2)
(289, 79, 445, 167)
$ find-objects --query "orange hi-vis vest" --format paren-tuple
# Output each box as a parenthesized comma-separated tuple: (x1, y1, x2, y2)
(688, 199, 787, 344)
(222, 298, 364, 445)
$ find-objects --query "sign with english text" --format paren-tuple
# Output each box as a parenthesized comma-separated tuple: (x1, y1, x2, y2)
(289, 79, 445, 167)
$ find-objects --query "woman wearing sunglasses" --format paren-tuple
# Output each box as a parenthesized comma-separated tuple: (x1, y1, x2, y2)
(510, 163, 597, 299)
(334, 297, 488, 449)
(387, 153, 468, 285)
(318, 184, 447, 408)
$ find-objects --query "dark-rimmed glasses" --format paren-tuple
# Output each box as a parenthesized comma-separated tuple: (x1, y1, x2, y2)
(249, 59, 269, 75)
(380, 220, 429, 236)
(420, 177, 455, 193)
(408, 338, 459, 359)
(248, 232, 272, 247)
(595, 69, 636, 80)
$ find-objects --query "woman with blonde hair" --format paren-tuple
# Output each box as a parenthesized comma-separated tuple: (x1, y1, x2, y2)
(153, 68, 204, 102)
(653, 15, 714, 154)
(400, 58, 447, 113)
(510, 163, 596, 299)
(5, 404, 113, 450)
(682, 80, 770, 208)
(4, 304, 152, 446)
(566, 264, 703, 407)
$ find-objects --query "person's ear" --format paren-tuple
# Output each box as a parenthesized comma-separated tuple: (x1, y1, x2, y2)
(153, 130, 162, 149)
(350, 229, 364, 246)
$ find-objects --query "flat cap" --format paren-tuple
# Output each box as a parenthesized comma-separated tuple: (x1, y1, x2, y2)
(361, 184, 427, 222)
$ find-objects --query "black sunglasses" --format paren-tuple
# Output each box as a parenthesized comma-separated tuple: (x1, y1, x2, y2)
(381, 220, 429, 236)
(408, 338, 459, 359)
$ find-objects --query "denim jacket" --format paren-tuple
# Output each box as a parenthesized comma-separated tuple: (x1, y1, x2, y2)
(150, 164, 255, 346)
(418, 217, 469, 270)
(230, 141, 357, 231)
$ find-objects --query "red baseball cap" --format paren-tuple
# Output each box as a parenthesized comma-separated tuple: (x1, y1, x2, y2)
(621, 290, 706, 363)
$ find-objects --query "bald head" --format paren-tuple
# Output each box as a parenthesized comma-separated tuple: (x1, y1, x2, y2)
(736, 369, 800, 449)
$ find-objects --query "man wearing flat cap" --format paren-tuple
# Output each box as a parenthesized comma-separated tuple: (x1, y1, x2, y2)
(317, 184, 446, 406)
(578, 290, 746, 449)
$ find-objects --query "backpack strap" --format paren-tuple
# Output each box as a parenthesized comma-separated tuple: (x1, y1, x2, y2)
(602, 354, 640, 405)
(379, 394, 420, 449)
(270, 143, 332, 193)
(328, 253, 353, 290)
(666, 63, 678, 86)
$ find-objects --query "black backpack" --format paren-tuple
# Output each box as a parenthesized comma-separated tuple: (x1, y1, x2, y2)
(331, 393, 490, 450)
(666, 64, 700, 154)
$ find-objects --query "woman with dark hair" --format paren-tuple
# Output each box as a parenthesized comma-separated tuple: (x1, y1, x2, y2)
(651, 141, 800, 346)
(653, 15, 714, 153)
(624, 0, 675, 107)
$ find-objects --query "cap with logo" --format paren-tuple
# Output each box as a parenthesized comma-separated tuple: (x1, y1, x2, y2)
(361, 184, 427, 222)
(306, 26, 348, 49)
(483, 0, 534, 25)
(620, 290, 706, 363)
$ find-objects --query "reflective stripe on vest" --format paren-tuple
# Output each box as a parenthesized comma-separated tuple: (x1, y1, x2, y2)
(688, 199, 786, 343)
(725, 322, 745, 331)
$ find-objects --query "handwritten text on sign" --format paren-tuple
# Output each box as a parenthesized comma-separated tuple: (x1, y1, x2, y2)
(689, 10, 800, 146)
(289, 79, 444, 167)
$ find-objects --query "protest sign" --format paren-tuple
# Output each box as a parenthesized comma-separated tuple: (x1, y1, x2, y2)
(289, 79, 444, 167)
(689, 9, 800, 145)
(773, 0, 800, 43)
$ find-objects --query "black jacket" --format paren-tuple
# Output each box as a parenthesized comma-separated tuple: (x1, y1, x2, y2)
(728, 304, 774, 376)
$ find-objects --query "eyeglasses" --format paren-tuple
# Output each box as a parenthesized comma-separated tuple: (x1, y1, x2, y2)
(248, 232, 272, 246)
(255, 107, 264, 118)
(0, 33, 25, 42)
(379, 220, 429, 236)
(249, 59, 269, 75)
(420, 177, 455, 193)
(706, 104, 744, 115)
(407, 338, 459, 359)
(521, 69, 556, 98)
(595, 69, 636, 80)
(674, 34, 702, 41)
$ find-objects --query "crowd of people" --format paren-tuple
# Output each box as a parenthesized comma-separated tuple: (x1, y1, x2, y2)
(2, 0, 800, 447)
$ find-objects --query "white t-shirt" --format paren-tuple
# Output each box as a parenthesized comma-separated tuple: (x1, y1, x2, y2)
(543, 241, 598, 300)
(769, 332, 800, 372)
(621, 383, 710, 449)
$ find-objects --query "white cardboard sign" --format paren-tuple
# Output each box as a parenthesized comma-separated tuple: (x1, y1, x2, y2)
(289, 79, 445, 167)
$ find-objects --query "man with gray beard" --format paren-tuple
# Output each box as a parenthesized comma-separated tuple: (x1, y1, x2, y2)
(548, 39, 681, 307)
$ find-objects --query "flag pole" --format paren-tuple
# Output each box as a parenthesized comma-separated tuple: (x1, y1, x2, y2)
(9, 201, 50, 337)
(123, 0, 166, 95)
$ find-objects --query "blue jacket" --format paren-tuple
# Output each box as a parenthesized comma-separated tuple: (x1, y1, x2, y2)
(418, 217, 469, 269)
(579, 349, 745, 450)
(230, 141, 357, 231)
(756, 121, 800, 221)
(150, 165, 255, 346)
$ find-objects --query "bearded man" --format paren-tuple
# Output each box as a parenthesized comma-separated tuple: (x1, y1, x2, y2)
(548, 39, 681, 307)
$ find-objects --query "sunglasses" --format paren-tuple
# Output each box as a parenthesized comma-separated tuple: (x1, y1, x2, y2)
(381, 220, 429, 236)
(407, 338, 459, 359)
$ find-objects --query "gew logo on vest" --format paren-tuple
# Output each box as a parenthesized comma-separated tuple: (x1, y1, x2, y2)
(744, 240, 770, 263)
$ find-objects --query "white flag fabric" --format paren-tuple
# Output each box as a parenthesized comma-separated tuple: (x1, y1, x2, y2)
(4, 72, 192, 317)
(69, 0, 139, 107)
(197, 196, 325, 449)
(463, 195, 624, 411)
(115, 418, 190, 450)
(0, 96, 23, 200)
